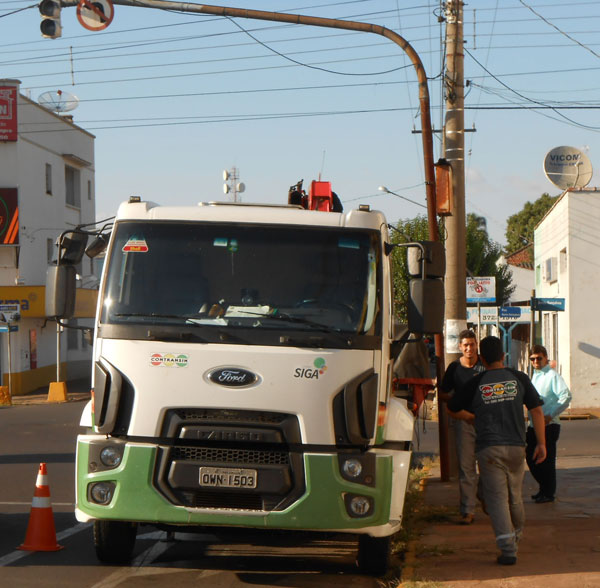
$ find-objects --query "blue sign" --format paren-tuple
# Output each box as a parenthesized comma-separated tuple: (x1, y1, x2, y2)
(499, 306, 521, 318)
(0, 325, 18, 332)
(531, 297, 565, 312)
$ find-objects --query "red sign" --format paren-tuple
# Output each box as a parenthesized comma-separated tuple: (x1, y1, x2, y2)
(77, 0, 114, 31)
(0, 87, 18, 142)
(0, 189, 19, 245)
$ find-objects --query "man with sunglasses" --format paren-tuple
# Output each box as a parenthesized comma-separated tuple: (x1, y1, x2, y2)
(527, 345, 572, 504)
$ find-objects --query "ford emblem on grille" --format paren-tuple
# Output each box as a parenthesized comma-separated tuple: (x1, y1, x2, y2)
(207, 367, 259, 387)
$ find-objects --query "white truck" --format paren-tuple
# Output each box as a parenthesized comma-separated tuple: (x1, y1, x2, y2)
(46, 181, 444, 575)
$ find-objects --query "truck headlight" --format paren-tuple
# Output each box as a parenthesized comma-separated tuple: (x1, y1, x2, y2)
(344, 493, 374, 518)
(100, 446, 123, 468)
(342, 458, 363, 478)
(89, 482, 115, 505)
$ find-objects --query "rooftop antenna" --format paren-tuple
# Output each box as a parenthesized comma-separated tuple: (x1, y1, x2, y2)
(38, 90, 79, 114)
(543, 146, 593, 190)
(223, 167, 245, 202)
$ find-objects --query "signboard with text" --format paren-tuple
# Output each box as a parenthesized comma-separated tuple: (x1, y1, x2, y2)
(531, 297, 565, 311)
(467, 306, 498, 324)
(0, 86, 18, 142)
(466, 277, 496, 303)
(467, 306, 531, 324)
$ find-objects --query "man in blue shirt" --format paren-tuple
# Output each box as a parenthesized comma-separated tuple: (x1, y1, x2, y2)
(527, 345, 572, 504)
(448, 336, 546, 566)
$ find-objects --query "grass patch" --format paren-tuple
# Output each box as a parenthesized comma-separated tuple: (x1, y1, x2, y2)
(392, 461, 456, 555)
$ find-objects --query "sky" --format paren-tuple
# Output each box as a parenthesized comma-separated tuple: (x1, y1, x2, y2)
(3, 0, 600, 245)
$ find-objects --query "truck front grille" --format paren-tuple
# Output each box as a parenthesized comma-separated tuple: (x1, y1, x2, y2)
(170, 446, 289, 466)
(154, 408, 304, 512)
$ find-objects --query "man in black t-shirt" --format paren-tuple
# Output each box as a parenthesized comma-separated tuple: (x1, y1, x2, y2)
(440, 329, 485, 524)
(448, 336, 546, 566)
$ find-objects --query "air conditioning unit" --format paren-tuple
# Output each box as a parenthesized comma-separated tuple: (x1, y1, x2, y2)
(543, 257, 557, 283)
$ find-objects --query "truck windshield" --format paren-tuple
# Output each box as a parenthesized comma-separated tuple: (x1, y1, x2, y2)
(101, 221, 380, 338)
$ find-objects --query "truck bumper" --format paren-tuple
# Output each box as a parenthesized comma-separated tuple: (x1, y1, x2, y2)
(76, 437, 410, 537)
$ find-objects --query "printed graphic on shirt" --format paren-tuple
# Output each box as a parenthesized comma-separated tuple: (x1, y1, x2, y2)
(480, 380, 518, 403)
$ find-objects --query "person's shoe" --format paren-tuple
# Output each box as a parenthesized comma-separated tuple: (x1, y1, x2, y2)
(459, 513, 475, 525)
(497, 554, 517, 566)
(535, 495, 555, 504)
(531, 491, 542, 500)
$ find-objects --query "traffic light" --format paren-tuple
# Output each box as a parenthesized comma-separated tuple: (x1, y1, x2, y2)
(39, 0, 61, 39)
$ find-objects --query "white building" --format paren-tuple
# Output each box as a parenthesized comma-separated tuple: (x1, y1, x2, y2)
(534, 186, 600, 409)
(0, 79, 97, 396)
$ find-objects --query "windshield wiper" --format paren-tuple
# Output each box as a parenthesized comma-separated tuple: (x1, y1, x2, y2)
(267, 312, 353, 347)
(113, 312, 191, 320)
(146, 329, 208, 343)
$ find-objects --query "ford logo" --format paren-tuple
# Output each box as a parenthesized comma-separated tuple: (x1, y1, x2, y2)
(207, 367, 259, 388)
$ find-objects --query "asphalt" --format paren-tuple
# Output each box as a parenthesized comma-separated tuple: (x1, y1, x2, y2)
(6, 382, 600, 587)
(406, 418, 600, 588)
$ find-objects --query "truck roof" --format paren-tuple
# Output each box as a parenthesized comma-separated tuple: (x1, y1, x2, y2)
(115, 199, 388, 231)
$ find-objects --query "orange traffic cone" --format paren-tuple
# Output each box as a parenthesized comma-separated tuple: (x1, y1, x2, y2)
(18, 463, 64, 551)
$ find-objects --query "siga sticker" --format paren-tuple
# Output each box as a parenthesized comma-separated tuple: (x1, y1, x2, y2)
(150, 353, 189, 368)
(294, 357, 327, 379)
(123, 236, 149, 253)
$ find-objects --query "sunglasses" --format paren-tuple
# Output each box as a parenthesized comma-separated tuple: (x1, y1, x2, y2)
(529, 356, 545, 362)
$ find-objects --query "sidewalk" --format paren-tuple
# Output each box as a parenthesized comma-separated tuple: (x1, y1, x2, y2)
(406, 422, 600, 587)
(9, 377, 91, 405)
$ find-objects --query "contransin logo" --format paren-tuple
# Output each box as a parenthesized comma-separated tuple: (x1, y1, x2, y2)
(150, 353, 189, 368)
(480, 380, 517, 403)
(294, 357, 327, 379)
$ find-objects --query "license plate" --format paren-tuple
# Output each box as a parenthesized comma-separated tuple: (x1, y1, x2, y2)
(199, 467, 258, 489)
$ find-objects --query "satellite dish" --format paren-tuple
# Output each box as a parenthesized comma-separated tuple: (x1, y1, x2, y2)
(223, 184, 230, 194)
(38, 90, 80, 113)
(223, 170, 230, 181)
(543, 146, 593, 190)
(237, 182, 245, 193)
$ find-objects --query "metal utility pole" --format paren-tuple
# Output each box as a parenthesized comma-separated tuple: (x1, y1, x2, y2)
(443, 0, 466, 478)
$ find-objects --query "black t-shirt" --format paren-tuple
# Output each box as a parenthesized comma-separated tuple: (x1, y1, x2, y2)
(441, 358, 485, 397)
(447, 367, 543, 451)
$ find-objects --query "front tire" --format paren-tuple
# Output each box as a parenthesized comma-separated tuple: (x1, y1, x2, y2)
(357, 534, 391, 576)
(94, 520, 138, 564)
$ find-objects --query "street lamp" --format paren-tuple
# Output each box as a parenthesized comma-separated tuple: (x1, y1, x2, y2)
(378, 186, 427, 209)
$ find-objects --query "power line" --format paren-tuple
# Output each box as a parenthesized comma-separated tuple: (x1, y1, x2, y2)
(517, 0, 600, 59)
(465, 47, 600, 131)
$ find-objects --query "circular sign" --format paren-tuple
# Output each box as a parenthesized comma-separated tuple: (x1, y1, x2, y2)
(543, 146, 593, 190)
(77, 0, 114, 31)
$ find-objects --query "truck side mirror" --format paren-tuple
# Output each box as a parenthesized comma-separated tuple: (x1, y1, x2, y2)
(85, 233, 110, 258)
(45, 264, 76, 319)
(387, 240, 445, 334)
(408, 278, 444, 333)
(59, 231, 88, 265)
(407, 240, 445, 278)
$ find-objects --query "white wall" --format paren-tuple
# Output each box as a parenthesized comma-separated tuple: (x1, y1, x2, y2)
(0, 83, 96, 390)
(535, 189, 600, 408)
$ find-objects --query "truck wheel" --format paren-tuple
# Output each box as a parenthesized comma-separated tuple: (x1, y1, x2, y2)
(93, 520, 138, 564)
(357, 534, 391, 576)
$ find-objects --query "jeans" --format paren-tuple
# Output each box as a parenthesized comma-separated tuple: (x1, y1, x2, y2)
(452, 419, 478, 515)
(526, 423, 560, 498)
(476, 445, 526, 557)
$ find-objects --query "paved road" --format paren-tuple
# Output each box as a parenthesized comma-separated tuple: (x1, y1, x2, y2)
(0, 400, 396, 587)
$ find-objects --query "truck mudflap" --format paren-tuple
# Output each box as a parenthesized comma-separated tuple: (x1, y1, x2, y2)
(75, 437, 410, 535)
